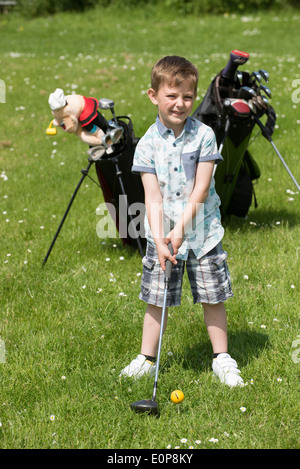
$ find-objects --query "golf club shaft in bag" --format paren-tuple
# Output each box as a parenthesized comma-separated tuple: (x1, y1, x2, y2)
(131, 243, 174, 415)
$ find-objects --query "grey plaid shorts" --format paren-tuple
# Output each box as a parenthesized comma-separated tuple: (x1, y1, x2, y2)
(139, 241, 233, 307)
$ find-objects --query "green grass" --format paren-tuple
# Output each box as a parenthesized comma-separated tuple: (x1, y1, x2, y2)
(0, 6, 299, 449)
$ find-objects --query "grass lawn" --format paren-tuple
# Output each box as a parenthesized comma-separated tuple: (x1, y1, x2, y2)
(0, 5, 299, 449)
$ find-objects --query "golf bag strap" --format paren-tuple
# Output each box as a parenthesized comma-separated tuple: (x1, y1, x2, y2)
(264, 105, 276, 138)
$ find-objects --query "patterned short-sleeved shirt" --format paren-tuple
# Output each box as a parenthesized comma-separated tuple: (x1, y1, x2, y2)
(132, 116, 224, 260)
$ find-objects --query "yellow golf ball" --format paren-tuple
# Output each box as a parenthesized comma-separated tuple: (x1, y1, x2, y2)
(171, 390, 184, 404)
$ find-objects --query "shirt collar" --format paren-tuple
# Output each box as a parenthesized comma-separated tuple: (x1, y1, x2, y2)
(156, 115, 194, 136)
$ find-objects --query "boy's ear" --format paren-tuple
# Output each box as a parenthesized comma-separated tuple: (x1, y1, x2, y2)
(147, 88, 158, 105)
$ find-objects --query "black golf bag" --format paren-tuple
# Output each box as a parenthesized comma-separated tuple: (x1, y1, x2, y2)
(43, 108, 146, 265)
(192, 50, 276, 218)
(94, 115, 146, 255)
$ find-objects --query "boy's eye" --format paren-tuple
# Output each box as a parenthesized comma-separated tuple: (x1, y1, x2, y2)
(166, 94, 193, 100)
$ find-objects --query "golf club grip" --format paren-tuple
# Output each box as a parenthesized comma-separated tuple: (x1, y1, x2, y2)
(222, 50, 250, 81)
(165, 243, 174, 281)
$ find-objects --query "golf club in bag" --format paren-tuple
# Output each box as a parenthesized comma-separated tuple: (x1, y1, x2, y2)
(42, 99, 145, 266)
(131, 243, 174, 416)
(192, 49, 299, 218)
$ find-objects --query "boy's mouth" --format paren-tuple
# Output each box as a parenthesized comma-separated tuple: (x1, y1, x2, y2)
(171, 110, 185, 117)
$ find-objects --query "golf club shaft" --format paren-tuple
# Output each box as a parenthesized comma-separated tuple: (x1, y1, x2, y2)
(152, 243, 173, 401)
(152, 285, 168, 401)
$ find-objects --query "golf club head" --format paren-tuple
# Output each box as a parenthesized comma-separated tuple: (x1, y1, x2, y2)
(107, 121, 124, 143)
(223, 98, 252, 118)
(238, 86, 256, 100)
(260, 85, 272, 99)
(131, 399, 159, 415)
(102, 126, 123, 149)
(236, 70, 243, 85)
(98, 98, 115, 110)
(251, 71, 262, 84)
(259, 69, 269, 83)
(87, 145, 106, 161)
(261, 95, 269, 105)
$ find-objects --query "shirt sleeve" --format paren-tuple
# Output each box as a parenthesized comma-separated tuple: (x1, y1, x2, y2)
(131, 131, 156, 175)
(197, 126, 223, 165)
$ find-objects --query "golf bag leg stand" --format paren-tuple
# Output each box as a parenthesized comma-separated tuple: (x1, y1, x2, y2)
(255, 117, 300, 192)
(42, 159, 94, 266)
(114, 160, 144, 257)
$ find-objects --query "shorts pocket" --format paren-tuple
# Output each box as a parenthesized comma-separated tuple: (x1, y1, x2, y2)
(140, 255, 156, 296)
(197, 251, 229, 291)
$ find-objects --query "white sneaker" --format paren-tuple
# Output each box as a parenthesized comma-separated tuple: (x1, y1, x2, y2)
(119, 354, 156, 379)
(212, 353, 244, 387)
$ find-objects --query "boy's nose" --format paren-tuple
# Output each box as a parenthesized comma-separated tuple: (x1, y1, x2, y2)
(175, 97, 185, 108)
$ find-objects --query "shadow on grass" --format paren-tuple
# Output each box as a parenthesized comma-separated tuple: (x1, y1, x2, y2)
(223, 207, 300, 230)
(177, 330, 270, 373)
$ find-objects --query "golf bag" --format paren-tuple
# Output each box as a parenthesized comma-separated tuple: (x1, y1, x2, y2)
(94, 115, 146, 255)
(43, 105, 146, 266)
(192, 50, 276, 218)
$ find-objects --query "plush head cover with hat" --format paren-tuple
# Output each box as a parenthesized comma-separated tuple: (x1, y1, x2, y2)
(48, 88, 108, 146)
(49, 88, 67, 111)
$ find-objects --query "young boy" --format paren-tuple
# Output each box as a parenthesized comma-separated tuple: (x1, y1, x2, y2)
(119, 56, 243, 387)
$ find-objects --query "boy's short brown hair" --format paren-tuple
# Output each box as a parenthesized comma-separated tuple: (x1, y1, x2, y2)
(151, 55, 199, 95)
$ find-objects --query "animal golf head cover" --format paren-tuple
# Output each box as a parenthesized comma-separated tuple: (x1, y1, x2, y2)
(48, 88, 108, 146)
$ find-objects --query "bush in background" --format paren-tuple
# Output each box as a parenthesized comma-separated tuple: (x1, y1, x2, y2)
(16, 0, 300, 17)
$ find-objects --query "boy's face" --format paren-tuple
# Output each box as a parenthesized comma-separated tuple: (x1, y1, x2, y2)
(148, 80, 196, 136)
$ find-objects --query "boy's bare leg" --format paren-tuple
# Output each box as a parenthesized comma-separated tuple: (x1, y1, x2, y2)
(141, 304, 168, 357)
(203, 302, 228, 354)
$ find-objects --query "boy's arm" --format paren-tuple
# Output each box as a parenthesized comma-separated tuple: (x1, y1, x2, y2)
(141, 172, 177, 270)
(166, 160, 215, 254)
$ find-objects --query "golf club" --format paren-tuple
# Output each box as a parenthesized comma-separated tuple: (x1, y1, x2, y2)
(223, 98, 252, 118)
(260, 84, 272, 99)
(99, 98, 118, 125)
(251, 71, 262, 86)
(238, 86, 257, 100)
(261, 95, 269, 105)
(259, 69, 269, 83)
(236, 70, 243, 86)
(222, 49, 250, 81)
(131, 243, 174, 415)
